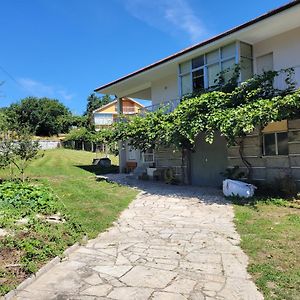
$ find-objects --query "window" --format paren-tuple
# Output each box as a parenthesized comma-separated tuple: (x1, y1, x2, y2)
(192, 69, 204, 91)
(142, 149, 155, 163)
(263, 132, 288, 156)
(179, 41, 252, 96)
(181, 73, 192, 95)
(94, 113, 113, 125)
(240, 42, 253, 82)
(128, 146, 137, 160)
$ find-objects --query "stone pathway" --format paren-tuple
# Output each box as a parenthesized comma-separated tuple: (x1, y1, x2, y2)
(13, 176, 263, 300)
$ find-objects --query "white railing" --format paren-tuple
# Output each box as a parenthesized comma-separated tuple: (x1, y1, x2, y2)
(122, 106, 136, 114)
(139, 98, 181, 114)
(94, 118, 113, 125)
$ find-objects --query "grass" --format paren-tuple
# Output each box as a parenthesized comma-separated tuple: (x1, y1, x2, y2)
(0, 149, 137, 295)
(234, 199, 300, 300)
(2, 149, 137, 238)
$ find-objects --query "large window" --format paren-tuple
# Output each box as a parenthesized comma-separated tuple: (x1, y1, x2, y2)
(94, 113, 113, 125)
(142, 149, 155, 163)
(178, 41, 253, 96)
(263, 132, 288, 156)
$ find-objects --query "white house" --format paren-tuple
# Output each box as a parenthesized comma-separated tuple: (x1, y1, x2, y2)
(95, 1, 300, 187)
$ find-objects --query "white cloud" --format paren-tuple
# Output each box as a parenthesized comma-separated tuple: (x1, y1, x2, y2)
(124, 0, 208, 43)
(17, 78, 74, 101)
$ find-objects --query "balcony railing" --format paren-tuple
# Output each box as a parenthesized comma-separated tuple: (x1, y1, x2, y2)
(136, 66, 300, 116)
(122, 106, 136, 114)
(95, 118, 113, 125)
(139, 98, 181, 115)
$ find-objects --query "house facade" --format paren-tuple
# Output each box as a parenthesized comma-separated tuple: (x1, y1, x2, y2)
(93, 97, 144, 131)
(95, 1, 300, 187)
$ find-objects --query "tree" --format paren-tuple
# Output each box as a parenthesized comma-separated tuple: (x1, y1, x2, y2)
(0, 129, 41, 182)
(5, 97, 71, 136)
(57, 115, 87, 133)
(84, 93, 112, 127)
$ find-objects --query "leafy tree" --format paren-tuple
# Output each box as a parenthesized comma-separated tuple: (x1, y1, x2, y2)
(84, 93, 112, 127)
(0, 129, 41, 182)
(57, 115, 87, 133)
(64, 127, 93, 142)
(5, 97, 71, 136)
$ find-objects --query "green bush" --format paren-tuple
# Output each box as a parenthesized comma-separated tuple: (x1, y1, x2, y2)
(0, 181, 59, 216)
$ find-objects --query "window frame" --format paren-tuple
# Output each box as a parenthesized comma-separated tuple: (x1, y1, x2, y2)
(142, 149, 155, 163)
(178, 41, 253, 96)
(262, 131, 289, 156)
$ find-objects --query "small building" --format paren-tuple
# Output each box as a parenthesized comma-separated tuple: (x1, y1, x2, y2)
(93, 97, 144, 131)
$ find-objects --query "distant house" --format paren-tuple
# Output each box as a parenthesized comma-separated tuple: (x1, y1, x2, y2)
(93, 97, 144, 131)
(95, 1, 300, 187)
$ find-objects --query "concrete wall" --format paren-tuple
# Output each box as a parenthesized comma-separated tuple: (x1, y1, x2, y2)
(253, 26, 300, 87)
(151, 74, 179, 105)
(38, 140, 61, 150)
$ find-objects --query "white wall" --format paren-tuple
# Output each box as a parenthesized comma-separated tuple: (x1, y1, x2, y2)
(151, 73, 179, 105)
(38, 141, 61, 150)
(253, 26, 300, 88)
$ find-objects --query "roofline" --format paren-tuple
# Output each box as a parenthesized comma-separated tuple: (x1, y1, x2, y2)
(125, 97, 145, 107)
(92, 99, 117, 114)
(92, 97, 144, 114)
(94, 0, 300, 92)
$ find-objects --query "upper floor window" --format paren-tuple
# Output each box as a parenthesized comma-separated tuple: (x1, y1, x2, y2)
(178, 41, 253, 96)
(94, 113, 113, 125)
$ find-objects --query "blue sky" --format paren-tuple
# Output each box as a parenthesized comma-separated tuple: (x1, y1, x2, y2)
(1, 0, 290, 114)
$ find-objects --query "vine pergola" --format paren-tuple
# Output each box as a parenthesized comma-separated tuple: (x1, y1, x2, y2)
(99, 69, 300, 182)
(108, 69, 300, 182)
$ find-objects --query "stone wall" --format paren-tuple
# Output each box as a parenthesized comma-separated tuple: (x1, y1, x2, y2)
(154, 146, 187, 182)
(38, 140, 61, 150)
(227, 119, 300, 188)
(154, 119, 300, 187)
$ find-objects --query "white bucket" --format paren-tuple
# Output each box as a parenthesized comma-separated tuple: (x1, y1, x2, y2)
(223, 179, 256, 198)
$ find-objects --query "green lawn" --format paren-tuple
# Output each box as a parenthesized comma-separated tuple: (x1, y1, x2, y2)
(1, 149, 137, 238)
(0, 149, 137, 294)
(234, 201, 300, 300)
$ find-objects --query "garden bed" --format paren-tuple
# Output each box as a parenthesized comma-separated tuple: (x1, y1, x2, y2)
(0, 149, 137, 295)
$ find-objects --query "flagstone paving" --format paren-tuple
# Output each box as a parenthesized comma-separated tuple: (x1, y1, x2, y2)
(13, 176, 263, 299)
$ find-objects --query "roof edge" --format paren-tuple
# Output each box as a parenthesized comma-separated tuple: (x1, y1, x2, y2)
(92, 97, 144, 113)
(94, 0, 300, 92)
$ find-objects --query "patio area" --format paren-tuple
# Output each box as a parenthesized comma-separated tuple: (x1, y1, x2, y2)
(12, 176, 263, 300)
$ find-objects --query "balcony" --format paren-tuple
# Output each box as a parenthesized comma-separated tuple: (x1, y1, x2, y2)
(122, 106, 136, 114)
(139, 98, 181, 115)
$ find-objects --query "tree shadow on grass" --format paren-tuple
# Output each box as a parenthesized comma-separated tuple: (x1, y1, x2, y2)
(75, 165, 119, 176)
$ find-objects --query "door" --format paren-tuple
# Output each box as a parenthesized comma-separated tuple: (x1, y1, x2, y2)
(191, 133, 228, 187)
